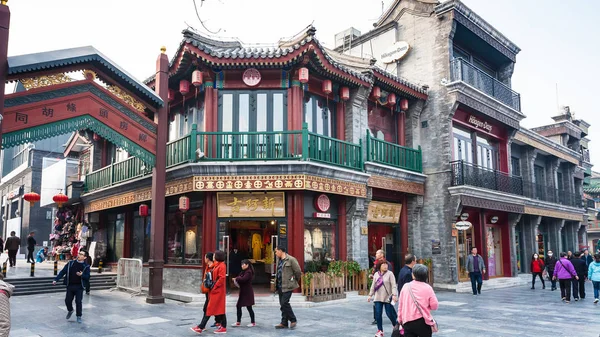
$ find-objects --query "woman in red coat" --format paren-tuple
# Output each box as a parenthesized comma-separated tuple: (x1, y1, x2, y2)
(231, 259, 256, 327)
(531, 253, 546, 290)
(207, 250, 227, 334)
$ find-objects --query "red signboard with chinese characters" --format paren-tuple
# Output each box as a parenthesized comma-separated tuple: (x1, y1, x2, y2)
(314, 194, 331, 212)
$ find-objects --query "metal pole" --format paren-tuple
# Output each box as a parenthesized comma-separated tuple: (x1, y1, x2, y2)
(54, 260, 58, 276)
(30, 261, 34, 277)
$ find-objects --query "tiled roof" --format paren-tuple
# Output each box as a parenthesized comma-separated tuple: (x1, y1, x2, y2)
(585, 184, 600, 194)
(7, 46, 163, 107)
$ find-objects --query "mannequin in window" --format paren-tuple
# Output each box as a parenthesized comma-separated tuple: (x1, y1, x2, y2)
(251, 233, 262, 261)
(304, 229, 313, 262)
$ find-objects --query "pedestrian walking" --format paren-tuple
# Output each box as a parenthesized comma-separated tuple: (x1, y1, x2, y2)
(582, 248, 594, 268)
(4, 231, 20, 268)
(370, 249, 388, 325)
(571, 251, 587, 300)
(191, 252, 219, 334)
(274, 246, 301, 330)
(530, 253, 545, 289)
(587, 253, 600, 303)
(397, 264, 439, 337)
(206, 250, 227, 334)
(398, 253, 416, 291)
(231, 259, 256, 328)
(52, 250, 90, 323)
(0, 274, 14, 337)
(567, 251, 573, 260)
(552, 252, 579, 303)
(26, 232, 36, 263)
(368, 261, 398, 337)
(465, 248, 486, 295)
(545, 250, 558, 291)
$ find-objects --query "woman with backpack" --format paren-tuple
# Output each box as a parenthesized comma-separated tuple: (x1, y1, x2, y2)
(530, 253, 545, 290)
(231, 259, 256, 328)
(368, 261, 398, 337)
(191, 252, 220, 334)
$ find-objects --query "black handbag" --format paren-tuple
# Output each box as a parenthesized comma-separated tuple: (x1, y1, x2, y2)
(391, 323, 403, 337)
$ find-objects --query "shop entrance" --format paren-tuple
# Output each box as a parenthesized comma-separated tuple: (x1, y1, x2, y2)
(217, 219, 281, 292)
(485, 225, 504, 277)
(368, 224, 400, 273)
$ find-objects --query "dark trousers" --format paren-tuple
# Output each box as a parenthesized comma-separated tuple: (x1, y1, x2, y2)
(198, 294, 212, 329)
(7, 250, 17, 267)
(559, 279, 572, 301)
(65, 284, 84, 317)
(572, 277, 586, 299)
(403, 317, 432, 337)
(27, 248, 34, 262)
(469, 271, 482, 294)
(548, 272, 557, 289)
(215, 314, 227, 328)
(236, 305, 255, 323)
(374, 301, 397, 332)
(278, 290, 296, 325)
(531, 272, 545, 288)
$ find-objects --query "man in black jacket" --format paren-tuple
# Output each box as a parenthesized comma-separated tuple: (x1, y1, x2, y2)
(398, 253, 416, 291)
(53, 251, 90, 323)
(571, 251, 588, 300)
(544, 250, 558, 291)
(26, 232, 36, 263)
(4, 232, 21, 268)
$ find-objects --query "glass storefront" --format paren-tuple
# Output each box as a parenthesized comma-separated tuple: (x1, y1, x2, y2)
(132, 210, 151, 262)
(166, 196, 203, 265)
(457, 225, 474, 281)
(106, 213, 125, 262)
(304, 219, 336, 264)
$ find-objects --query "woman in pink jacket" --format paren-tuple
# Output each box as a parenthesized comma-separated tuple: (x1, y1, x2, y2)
(397, 264, 439, 337)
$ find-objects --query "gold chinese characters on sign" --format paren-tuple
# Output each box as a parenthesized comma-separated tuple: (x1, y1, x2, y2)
(217, 192, 285, 218)
(367, 201, 402, 223)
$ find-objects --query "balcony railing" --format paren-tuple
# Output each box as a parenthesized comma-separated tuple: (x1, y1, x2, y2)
(450, 160, 524, 195)
(366, 133, 422, 173)
(450, 58, 521, 111)
(522, 182, 582, 208)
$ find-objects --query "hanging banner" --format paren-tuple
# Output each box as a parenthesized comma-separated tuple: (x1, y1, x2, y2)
(217, 192, 286, 218)
(367, 201, 402, 223)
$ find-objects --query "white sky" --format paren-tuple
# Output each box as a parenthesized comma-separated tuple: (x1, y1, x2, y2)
(5, 0, 600, 167)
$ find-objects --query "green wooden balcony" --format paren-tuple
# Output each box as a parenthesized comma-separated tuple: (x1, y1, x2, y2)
(366, 131, 422, 173)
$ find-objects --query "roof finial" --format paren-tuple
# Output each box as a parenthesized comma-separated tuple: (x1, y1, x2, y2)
(160, 46, 167, 54)
(1, 0, 8, 6)
(307, 26, 317, 36)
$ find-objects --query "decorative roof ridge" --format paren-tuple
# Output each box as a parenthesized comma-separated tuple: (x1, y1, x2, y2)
(372, 66, 427, 95)
(182, 29, 243, 49)
(435, 0, 521, 54)
(518, 127, 581, 158)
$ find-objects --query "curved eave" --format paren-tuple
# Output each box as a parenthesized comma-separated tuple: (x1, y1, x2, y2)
(7, 47, 163, 108)
(373, 71, 427, 100)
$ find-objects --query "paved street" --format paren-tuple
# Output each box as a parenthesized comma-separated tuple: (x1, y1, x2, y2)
(7, 281, 600, 337)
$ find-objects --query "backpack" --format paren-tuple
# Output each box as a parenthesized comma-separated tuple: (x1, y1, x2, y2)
(203, 270, 214, 290)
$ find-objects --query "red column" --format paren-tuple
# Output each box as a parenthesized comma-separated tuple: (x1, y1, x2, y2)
(336, 102, 345, 141)
(290, 84, 303, 130)
(289, 191, 305, 271)
(338, 197, 347, 261)
(401, 194, 408, 261)
(0, 3, 9, 150)
(397, 112, 406, 146)
(498, 138, 509, 173)
(203, 192, 217, 258)
(146, 48, 169, 304)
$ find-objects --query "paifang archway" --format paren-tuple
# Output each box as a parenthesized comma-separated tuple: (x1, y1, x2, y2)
(2, 46, 163, 167)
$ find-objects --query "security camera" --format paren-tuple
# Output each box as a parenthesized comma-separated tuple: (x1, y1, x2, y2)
(196, 148, 205, 159)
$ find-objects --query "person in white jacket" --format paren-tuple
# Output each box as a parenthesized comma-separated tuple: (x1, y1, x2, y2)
(0, 273, 15, 337)
(587, 253, 600, 303)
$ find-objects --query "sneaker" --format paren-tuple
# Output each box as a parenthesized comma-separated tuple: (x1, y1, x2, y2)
(76, 316, 82, 324)
(371, 320, 377, 325)
(290, 322, 297, 329)
(375, 331, 384, 337)
(190, 326, 205, 334)
(274, 324, 288, 329)
(565, 301, 570, 304)
(231, 322, 241, 327)
(594, 298, 599, 303)
(562, 297, 566, 301)
(575, 298, 579, 301)
(213, 327, 227, 334)
(66, 311, 74, 320)
(247, 323, 256, 327)
(210, 323, 221, 328)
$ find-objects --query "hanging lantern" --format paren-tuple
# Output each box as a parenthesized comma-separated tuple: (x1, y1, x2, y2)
(139, 204, 149, 217)
(93, 133, 101, 142)
(179, 195, 190, 212)
(53, 193, 69, 208)
(179, 80, 190, 96)
(388, 93, 397, 106)
(322, 79, 332, 95)
(192, 70, 203, 87)
(400, 98, 409, 111)
(299, 67, 309, 84)
(168, 89, 175, 102)
(340, 86, 350, 101)
(372, 86, 381, 99)
(23, 192, 41, 207)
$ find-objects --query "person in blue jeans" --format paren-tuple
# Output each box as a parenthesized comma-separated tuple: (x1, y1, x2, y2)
(53, 251, 90, 323)
(588, 253, 600, 304)
(465, 248, 486, 295)
(368, 261, 398, 337)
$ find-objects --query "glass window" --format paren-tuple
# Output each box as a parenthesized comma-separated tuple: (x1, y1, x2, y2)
(273, 93, 284, 131)
(457, 225, 474, 281)
(453, 46, 470, 61)
(221, 94, 234, 132)
(452, 126, 473, 163)
(106, 212, 125, 262)
(218, 91, 287, 132)
(257, 93, 268, 132)
(238, 94, 250, 132)
(511, 157, 521, 176)
(166, 198, 203, 265)
(304, 97, 313, 132)
(132, 210, 151, 262)
(304, 220, 336, 266)
(303, 94, 335, 137)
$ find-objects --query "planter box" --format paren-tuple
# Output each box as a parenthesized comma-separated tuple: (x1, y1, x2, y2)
(301, 273, 346, 302)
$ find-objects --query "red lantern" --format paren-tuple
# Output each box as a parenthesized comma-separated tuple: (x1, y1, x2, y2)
(372, 86, 381, 99)
(400, 98, 409, 111)
(179, 195, 190, 212)
(192, 70, 203, 87)
(322, 79, 332, 95)
(139, 204, 149, 217)
(168, 89, 175, 102)
(53, 193, 68, 208)
(388, 93, 397, 106)
(340, 86, 350, 101)
(299, 67, 309, 84)
(179, 80, 190, 96)
(23, 192, 41, 207)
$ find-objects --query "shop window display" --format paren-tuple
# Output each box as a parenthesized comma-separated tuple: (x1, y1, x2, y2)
(49, 207, 99, 261)
(166, 200, 202, 265)
(304, 220, 336, 270)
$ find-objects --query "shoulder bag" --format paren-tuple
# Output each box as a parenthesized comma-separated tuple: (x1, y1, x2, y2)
(557, 259, 576, 279)
(408, 284, 439, 333)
